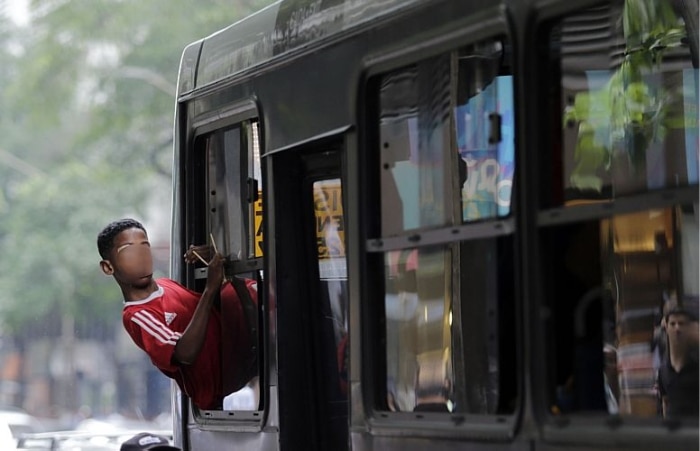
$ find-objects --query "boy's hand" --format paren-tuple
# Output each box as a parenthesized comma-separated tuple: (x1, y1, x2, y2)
(184, 244, 213, 264)
(206, 253, 224, 290)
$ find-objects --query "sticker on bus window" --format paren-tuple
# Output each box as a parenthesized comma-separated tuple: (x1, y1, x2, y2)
(314, 183, 345, 260)
(253, 184, 346, 262)
(254, 192, 263, 257)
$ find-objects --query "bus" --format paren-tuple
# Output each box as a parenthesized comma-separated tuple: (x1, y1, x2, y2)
(169, 0, 699, 449)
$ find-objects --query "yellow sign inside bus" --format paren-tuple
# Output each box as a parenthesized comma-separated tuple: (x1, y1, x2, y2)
(314, 184, 345, 260)
(253, 184, 345, 259)
(254, 194, 263, 257)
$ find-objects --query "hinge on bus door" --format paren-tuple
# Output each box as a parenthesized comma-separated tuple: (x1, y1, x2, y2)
(246, 177, 259, 203)
(488, 112, 502, 144)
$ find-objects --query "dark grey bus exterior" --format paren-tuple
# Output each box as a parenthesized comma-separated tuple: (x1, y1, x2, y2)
(170, 0, 699, 449)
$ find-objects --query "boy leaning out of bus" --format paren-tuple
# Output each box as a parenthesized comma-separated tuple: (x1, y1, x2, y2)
(96, 218, 257, 410)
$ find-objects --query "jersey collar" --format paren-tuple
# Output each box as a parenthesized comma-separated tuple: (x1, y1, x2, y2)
(123, 285, 164, 307)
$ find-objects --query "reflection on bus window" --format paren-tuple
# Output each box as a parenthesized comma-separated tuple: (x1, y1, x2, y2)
(314, 180, 346, 280)
(206, 120, 262, 262)
(544, 206, 699, 418)
(610, 208, 699, 418)
(208, 127, 246, 260)
(544, 0, 699, 424)
(455, 44, 514, 220)
(379, 56, 452, 236)
(379, 39, 514, 236)
(203, 119, 263, 411)
(385, 247, 449, 412)
(378, 36, 517, 415)
(384, 240, 515, 414)
(558, 0, 698, 203)
(313, 179, 349, 427)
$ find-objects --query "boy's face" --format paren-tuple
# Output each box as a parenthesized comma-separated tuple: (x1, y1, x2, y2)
(100, 227, 154, 288)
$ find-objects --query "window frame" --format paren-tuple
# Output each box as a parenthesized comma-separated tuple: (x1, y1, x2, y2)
(360, 13, 522, 438)
(530, 0, 700, 446)
(185, 101, 266, 424)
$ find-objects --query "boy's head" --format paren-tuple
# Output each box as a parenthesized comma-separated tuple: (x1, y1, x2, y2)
(97, 218, 154, 288)
(97, 218, 146, 259)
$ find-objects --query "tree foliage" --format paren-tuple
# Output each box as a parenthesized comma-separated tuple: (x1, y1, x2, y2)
(0, 0, 276, 334)
(563, 0, 689, 192)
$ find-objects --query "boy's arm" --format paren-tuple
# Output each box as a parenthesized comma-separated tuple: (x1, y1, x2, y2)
(173, 252, 224, 365)
(184, 244, 214, 265)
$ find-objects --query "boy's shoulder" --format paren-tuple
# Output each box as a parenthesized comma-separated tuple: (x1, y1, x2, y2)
(157, 278, 202, 301)
(157, 277, 182, 289)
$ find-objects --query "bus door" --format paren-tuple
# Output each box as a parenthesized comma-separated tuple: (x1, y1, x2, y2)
(273, 145, 349, 450)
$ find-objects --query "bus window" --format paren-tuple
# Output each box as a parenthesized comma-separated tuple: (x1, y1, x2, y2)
(249, 121, 263, 258)
(207, 120, 262, 262)
(312, 179, 349, 435)
(314, 180, 346, 280)
(195, 117, 263, 412)
(376, 36, 517, 416)
(379, 41, 514, 236)
(542, 207, 698, 419)
(455, 43, 514, 221)
(542, 0, 699, 424)
(384, 239, 515, 414)
(554, 0, 698, 205)
(379, 55, 452, 236)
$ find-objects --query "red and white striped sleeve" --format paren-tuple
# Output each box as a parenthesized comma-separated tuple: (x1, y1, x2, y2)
(123, 307, 182, 372)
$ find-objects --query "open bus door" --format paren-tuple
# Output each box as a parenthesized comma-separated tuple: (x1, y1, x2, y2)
(272, 144, 349, 450)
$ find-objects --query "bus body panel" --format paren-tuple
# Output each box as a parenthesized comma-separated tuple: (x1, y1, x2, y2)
(171, 0, 700, 449)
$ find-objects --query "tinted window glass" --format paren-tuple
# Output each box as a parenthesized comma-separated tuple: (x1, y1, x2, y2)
(377, 37, 517, 416)
(201, 119, 263, 412)
(384, 239, 516, 414)
(543, 1, 699, 424)
(556, 1, 698, 203)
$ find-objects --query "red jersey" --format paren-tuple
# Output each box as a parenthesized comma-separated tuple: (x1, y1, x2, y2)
(122, 278, 258, 410)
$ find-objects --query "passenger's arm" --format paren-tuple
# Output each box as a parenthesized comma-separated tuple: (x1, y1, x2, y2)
(173, 252, 224, 365)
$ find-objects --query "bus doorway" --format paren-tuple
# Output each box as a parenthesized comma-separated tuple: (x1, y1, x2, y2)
(273, 145, 349, 451)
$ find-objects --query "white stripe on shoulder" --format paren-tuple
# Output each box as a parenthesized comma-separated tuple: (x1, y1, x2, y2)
(131, 310, 182, 344)
(137, 310, 182, 338)
(136, 310, 182, 340)
(131, 317, 177, 345)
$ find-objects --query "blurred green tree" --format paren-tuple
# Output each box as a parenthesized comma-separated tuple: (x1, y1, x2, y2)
(0, 0, 273, 332)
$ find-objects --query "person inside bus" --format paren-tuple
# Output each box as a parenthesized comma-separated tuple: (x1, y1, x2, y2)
(656, 306, 699, 419)
(96, 218, 257, 410)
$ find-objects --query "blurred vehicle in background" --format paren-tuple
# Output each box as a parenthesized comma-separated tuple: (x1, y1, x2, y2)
(0, 419, 17, 450)
(0, 406, 44, 438)
(16, 429, 173, 451)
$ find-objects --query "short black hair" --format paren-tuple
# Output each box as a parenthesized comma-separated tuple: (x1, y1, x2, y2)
(97, 218, 146, 259)
(666, 307, 697, 323)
